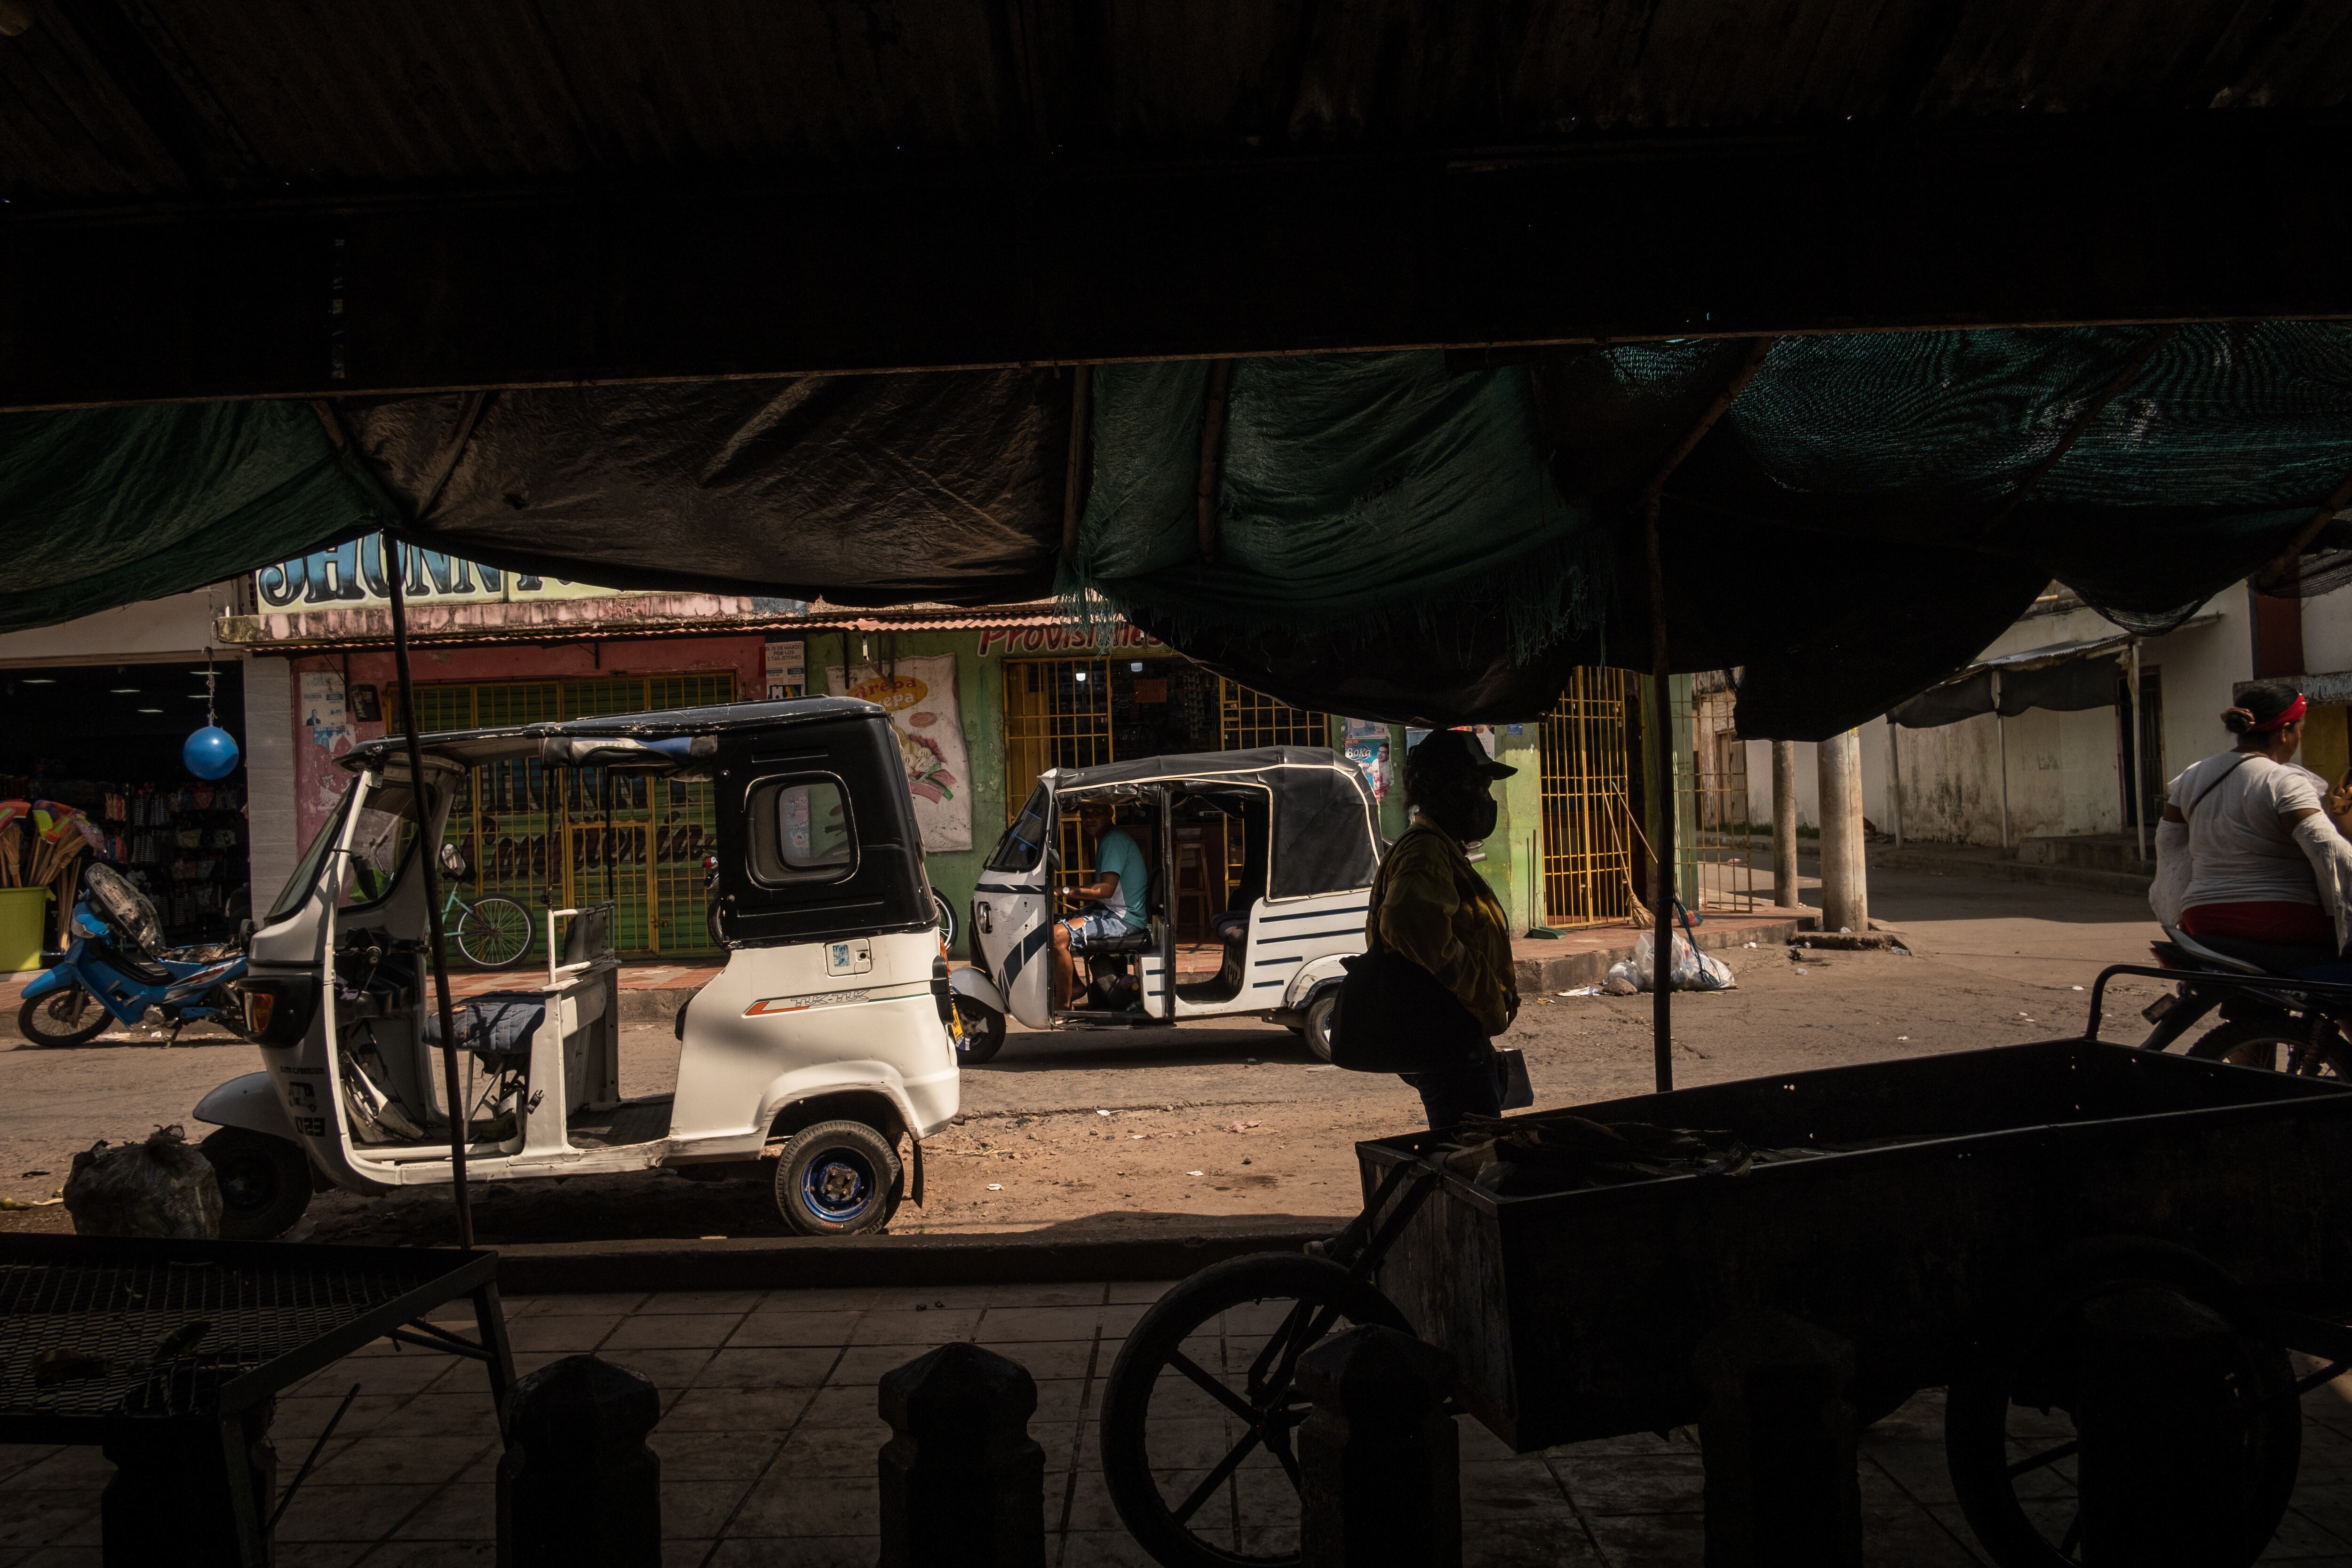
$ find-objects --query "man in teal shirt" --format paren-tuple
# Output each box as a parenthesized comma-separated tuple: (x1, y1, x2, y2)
(1049, 799, 1152, 1009)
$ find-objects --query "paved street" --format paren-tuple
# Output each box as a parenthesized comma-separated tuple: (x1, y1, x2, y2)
(0, 862, 2176, 1242)
(3, 1277, 2350, 1566)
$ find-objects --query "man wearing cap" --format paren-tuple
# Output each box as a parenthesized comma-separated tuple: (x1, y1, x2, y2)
(1367, 729, 1520, 1129)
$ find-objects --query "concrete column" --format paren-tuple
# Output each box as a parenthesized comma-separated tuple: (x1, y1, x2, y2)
(1817, 729, 1866, 934)
(1770, 741, 1803, 911)
(242, 654, 300, 907)
(496, 1355, 662, 1567)
(877, 1342, 1046, 1568)
(1693, 1313, 1861, 1568)
(1297, 1324, 1461, 1568)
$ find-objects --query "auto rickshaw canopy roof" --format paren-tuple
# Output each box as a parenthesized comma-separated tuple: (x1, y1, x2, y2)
(6, 2, 2352, 737)
(339, 697, 885, 775)
(1047, 747, 1382, 900)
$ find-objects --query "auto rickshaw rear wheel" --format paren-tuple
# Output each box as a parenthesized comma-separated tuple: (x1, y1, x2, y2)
(953, 995, 1008, 1066)
(200, 1127, 315, 1240)
(774, 1120, 901, 1236)
(1300, 990, 1337, 1063)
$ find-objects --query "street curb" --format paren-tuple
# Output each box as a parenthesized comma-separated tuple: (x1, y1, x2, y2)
(1512, 919, 1801, 994)
(1866, 849, 2153, 897)
(492, 1226, 1335, 1294)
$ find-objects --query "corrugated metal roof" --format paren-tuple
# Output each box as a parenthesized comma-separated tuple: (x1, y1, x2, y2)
(5, 0, 2350, 207)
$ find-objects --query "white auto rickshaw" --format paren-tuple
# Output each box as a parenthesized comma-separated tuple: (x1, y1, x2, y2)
(191, 697, 958, 1240)
(949, 748, 1379, 1064)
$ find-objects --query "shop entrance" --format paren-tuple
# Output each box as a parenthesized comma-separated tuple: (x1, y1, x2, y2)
(409, 673, 735, 960)
(0, 660, 251, 947)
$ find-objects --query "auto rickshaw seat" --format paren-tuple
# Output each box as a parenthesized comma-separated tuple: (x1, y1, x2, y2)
(421, 994, 547, 1065)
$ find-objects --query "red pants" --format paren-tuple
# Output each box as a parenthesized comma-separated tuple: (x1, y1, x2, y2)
(2180, 901, 2334, 946)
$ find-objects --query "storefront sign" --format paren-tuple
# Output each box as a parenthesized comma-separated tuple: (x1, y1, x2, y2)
(826, 656, 973, 852)
(257, 540, 627, 609)
(764, 639, 807, 699)
(976, 624, 1162, 657)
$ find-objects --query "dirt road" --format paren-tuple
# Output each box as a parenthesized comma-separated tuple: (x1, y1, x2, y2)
(0, 864, 2177, 1244)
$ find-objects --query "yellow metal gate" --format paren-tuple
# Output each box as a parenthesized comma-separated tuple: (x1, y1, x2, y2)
(408, 673, 735, 959)
(1538, 669, 1641, 928)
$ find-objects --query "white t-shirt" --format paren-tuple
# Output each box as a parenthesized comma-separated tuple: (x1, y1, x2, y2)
(2169, 752, 2330, 908)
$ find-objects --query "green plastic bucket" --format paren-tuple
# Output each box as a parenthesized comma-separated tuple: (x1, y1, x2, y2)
(0, 887, 52, 973)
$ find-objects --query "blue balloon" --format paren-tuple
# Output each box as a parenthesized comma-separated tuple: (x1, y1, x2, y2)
(183, 725, 241, 780)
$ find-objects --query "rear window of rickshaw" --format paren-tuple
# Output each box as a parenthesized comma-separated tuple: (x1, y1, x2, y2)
(988, 785, 1053, 872)
(748, 775, 856, 884)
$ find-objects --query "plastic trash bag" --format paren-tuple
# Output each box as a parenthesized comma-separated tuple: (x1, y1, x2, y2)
(63, 1124, 221, 1238)
(1615, 930, 1737, 993)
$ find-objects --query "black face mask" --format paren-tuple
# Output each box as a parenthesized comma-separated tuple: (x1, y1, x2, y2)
(1421, 781, 1498, 844)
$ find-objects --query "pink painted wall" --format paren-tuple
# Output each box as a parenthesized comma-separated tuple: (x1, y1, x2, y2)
(286, 635, 763, 850)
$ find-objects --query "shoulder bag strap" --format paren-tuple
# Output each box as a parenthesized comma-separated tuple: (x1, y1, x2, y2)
(2182, 753, 2255, 818)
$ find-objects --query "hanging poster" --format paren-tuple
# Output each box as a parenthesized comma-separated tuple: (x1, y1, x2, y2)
(764, 639, 807, 700)
(826, 656, 972, 851)
(295, 672, 354, 848)
(1341, 719, 1394, 803)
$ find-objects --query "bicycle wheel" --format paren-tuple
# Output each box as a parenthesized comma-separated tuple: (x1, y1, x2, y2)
(454, 895, 534, 968)
(1101, 1252, 1410, 1568)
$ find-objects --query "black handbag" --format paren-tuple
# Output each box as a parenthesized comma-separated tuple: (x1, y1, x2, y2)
(1328, 829, 1507, 1074)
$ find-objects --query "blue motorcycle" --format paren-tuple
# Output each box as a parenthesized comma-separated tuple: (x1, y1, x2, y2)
(16, 863, 246, 1047)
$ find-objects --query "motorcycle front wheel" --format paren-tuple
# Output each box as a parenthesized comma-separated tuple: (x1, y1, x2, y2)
(17, 987, 110, 1048)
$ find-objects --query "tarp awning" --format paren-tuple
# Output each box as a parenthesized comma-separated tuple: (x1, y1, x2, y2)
(1890, 618, 2218, 728)
(5, 326, 2347, 740)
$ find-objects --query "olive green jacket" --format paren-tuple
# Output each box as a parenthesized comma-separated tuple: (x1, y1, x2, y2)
(1367, 819, 1518, 1037)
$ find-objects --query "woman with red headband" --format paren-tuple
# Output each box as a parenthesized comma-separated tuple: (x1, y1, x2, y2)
(2151, 680, 2352, 970)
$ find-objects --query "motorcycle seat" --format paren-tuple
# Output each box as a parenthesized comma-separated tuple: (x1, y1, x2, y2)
(2164, 925, 2292, 976)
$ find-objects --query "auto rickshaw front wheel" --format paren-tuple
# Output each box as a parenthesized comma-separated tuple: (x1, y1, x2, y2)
(953, 995, 1008, 1066)
(774, 1120, 901, 1236)
(200, 1127, 315, 1240)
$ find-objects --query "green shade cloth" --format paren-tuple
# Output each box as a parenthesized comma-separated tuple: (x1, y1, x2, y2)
(1066, 352, 1605, 662)
(0, 402, 392, 634)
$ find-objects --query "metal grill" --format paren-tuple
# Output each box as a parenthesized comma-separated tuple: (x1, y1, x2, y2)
(1684, 681, 1760, 912)
(1003, 657, 1113, 823)
(408, 674, 734, 958)
(0, 1253, 445, 1422)
(1539, 669, 1640, 928)
(1218, 679, 1330, 750)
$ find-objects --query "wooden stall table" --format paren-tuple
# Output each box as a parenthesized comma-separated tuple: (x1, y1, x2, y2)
(0, 1234, 513, 1567)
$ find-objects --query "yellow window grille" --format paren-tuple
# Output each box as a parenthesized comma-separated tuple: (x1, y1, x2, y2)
(1219, 679, 1330, 750)
(408, 672, 735, 959)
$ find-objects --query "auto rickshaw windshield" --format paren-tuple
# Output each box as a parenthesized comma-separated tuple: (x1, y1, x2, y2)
(987, 784, 1055, 872)
(263, 776, 423, 923)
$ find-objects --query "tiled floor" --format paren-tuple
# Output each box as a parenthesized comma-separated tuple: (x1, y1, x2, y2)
(5, 1279, 2352, 1566)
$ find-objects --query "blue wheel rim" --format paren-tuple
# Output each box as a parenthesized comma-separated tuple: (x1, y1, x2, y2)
(800, 1149, 878, 1223)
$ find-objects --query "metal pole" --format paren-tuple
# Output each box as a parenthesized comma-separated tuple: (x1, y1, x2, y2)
(1889, 722, 1903, 849)
(1771, 740, 1802, 911)
(2129, 641, 2148, 863)
(1994, 671, 2011, 852)
(1646, 498, 1676, 1095)
(383, 532, 475, 1250)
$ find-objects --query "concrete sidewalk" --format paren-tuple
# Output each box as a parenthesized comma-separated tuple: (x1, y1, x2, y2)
(8, 1276, 2352, 1566)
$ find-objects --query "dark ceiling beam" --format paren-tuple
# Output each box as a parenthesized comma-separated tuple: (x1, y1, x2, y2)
(4, 113, 2351, 409)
